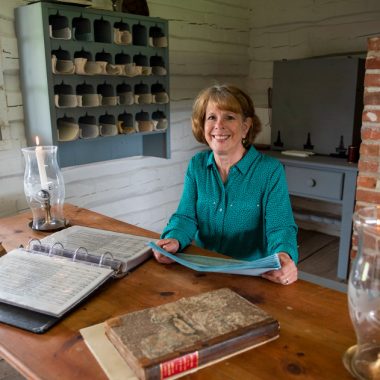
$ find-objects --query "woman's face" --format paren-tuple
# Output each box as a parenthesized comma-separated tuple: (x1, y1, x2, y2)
(204, 101, 251, 157)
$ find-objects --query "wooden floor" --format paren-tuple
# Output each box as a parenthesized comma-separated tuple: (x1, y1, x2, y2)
(297, 228, 346, 286)
(0, 228, 344, 380)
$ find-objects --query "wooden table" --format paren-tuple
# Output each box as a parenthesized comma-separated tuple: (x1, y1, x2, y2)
(0, 204, 356, 380)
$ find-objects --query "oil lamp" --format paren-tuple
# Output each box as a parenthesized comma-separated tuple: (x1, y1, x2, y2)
(22, 137, 66, 230)
(344, 205, 380, 380)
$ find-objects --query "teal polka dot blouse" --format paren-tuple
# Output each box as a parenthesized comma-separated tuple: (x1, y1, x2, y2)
(161, 146, 298, 263)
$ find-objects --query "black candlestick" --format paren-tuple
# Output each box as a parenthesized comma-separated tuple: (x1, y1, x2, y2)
(273, 131, 284, 147)
(303, 132, 314, 150)
(335, 135, 347, 157)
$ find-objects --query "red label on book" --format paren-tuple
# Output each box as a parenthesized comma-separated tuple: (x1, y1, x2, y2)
(160, 351, 199, 379)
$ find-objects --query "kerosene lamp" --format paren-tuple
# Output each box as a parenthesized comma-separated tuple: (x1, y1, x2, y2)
(22, 137, 66, 230)
(344, 206, 380, 380)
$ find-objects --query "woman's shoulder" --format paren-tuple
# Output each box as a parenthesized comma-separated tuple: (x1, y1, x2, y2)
(190, 149, 212, 167)
(251, 147, 283, 170)
(260, 152, 282, 167)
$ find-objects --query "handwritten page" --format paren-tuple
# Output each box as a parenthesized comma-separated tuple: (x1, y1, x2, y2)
(41, 225, 153, 270)
(0, 249, 113, 317)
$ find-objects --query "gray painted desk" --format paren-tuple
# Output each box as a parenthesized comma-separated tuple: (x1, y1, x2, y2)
(264, 150, 358, 283)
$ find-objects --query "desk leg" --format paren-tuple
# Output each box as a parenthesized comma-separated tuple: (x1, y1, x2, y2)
(337, 171, 357, 280)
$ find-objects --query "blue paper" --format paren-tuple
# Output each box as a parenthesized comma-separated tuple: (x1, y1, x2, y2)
(148, 242, 281, 276)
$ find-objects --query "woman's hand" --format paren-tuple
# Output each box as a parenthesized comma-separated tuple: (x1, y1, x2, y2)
(261, 252, 298, 285)
(152, 238, 180, 264)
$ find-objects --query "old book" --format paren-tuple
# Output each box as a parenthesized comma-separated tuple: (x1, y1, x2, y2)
(105, 288, 279, 380)
(0, 226, 152, 333)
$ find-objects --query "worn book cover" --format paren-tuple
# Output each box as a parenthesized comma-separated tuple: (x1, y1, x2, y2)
(105, 288, 279, 380)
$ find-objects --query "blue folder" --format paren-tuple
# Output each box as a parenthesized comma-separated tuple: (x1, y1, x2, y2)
(148, 242, 281, 276)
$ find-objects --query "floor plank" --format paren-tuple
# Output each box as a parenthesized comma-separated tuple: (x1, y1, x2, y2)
(297, 228, 338, 263)
(297, 228, 343, 283)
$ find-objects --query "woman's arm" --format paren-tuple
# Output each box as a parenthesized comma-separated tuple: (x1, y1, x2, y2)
(263, 162, 298, 284)
(152, 238, 179, 264)
(159, 158, 199, 252)
(264, 163, 298, 263)
(261, 252, 298, 285)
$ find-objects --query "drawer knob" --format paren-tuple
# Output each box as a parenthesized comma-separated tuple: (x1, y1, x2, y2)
(307, 178, 316, 187)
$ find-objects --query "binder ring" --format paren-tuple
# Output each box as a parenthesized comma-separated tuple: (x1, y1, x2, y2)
(114, 262, 128, 278)
(27, 238, 42, 251)
(49, 242, 64, 256)
(73, 247, 88, 262)
(99, 251, 113, 266)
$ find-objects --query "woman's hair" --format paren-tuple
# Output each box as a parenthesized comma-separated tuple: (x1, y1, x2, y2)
(191, 84, 262, 148)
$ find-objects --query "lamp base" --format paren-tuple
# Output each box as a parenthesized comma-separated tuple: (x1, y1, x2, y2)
(343, 345, 360, 379)
(28, 218, 69, 231)
(343, 344, 380, 380)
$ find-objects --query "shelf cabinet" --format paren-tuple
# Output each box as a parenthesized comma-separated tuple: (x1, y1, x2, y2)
(266, 150, 357, 282)
(15, 2, 170, 167)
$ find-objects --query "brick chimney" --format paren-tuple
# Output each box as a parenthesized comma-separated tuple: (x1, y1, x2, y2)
(352, 37, 380, 257)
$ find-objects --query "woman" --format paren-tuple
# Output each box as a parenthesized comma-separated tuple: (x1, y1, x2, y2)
(154, 84, 298, 285)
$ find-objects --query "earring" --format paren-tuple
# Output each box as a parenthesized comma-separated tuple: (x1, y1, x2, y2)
(242, 137, 248, 146)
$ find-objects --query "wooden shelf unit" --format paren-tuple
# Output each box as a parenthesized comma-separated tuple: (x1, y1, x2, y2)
(15, 2, 170, 167)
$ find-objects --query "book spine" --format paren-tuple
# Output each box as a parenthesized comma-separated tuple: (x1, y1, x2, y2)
(143, 320, 279, 380)
(160, 351, 199, 379)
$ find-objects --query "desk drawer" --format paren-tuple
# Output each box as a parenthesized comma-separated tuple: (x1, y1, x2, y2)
(285, 166, 343, 201)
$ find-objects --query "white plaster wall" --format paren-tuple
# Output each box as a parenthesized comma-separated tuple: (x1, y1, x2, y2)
(0, 0, 251, 233)
(248, 0, 380, 109)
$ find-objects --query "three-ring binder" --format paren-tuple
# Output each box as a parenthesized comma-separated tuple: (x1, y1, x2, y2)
(27, 239, 127, 278)
(0, 225, 152, 334)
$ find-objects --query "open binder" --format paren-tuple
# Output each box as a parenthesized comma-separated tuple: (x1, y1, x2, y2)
(0, 226, 153, 333)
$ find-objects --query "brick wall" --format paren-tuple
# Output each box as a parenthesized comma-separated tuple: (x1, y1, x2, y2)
(352, 37, 380, 256)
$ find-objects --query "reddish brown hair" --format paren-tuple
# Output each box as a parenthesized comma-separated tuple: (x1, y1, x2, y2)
(191, 84, 261, 148)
